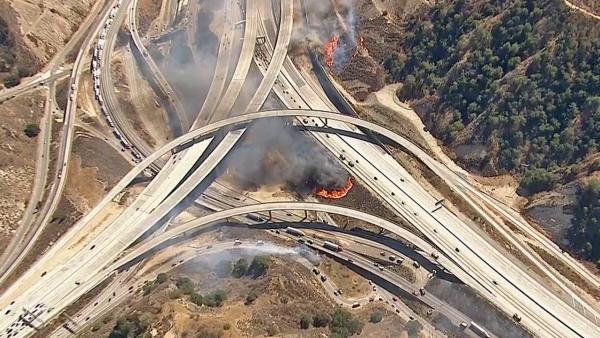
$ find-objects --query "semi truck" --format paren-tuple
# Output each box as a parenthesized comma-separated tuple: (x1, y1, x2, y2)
(286, 227, 305, 237)
(323, 241, 343, 252)
(469, 321, 490, 338)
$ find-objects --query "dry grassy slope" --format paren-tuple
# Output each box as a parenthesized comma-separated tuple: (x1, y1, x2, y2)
(84, 256, 403, 337)
(0, 92, 45, 241)
(137, 0, 162, 37)
(333, 0, 412, 100)
(1, 0, 94, 67)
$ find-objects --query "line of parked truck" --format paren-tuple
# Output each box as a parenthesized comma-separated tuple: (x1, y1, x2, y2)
(92, 0, 144, 163)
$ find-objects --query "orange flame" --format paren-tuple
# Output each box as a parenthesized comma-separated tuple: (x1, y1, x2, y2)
(324, 35, 339, 68)
(316, 177, 353, 199)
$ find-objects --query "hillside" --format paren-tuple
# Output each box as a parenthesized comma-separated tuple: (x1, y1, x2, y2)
(383, 0, 600, 180)
(0, 0, 95, 87)
(329, 0, 600, 264)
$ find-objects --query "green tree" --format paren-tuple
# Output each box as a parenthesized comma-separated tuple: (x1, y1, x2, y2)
(190, 292, 204, 306)
(142, 281, 156, 296)
(300, 314, 312, 329)
(24, 123, 40, 138)
(568, 180, 600, 262)
(3, 73, 20, 88)
(312, 312, 330, 327)
(232, 258, 249, 278)
(518, 168, 557, 196)
(108, 319, 135, 338)
(156, 273, 168, 284)
(330, 308, 363, 338)
(248, 256, 271, 277)
(176, 277, 195, 295)
(370, 311, 383, 323)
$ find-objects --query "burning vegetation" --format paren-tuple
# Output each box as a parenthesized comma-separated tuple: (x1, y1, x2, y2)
(316, 177, 353, 199)
(324, 35, 340, 68)
(223, 119, 351, 197)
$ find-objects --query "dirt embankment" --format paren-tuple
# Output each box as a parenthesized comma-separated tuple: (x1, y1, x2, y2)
(0, 92, 45, 245)
(137, 0, 163, 37)
(2, 0, 95, 67)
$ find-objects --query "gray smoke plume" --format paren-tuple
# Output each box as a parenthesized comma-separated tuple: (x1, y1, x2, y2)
(300, 0, 360, 72)
(152, 0, 223, 120)
(223, 118, 350, 192)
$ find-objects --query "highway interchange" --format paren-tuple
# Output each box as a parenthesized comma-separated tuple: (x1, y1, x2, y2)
(0, 0, 599, 337)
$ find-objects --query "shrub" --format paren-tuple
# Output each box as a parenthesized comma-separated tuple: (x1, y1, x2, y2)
(590, 160, 600, 173)
(518, 168, 557, 196)
(142, 281, 156, 296)
(245, 288, 259, 305)
(203, 289, 227, 307)
(370, 311, 383, 323)
(138, 312, 154, 330)
(405, 320, 423, 337)
(248, 256, 271, 277)
(313, 312, 330, 327)
(300, 314, 312, 329)
(176, 277, 195, 295)
(215, 260, 232, 278)
(190, 292, 203, 306)
(232, 258, 249, 277)
(330, 308, 363, 338)
(266, 325, 278, 336)
(24, 123, 40, 138)
(168, 289, 182, 299)
(223, 323, 231, 330)
(3, 73, 20, 88)
(156, 273, 168, 284)
(109, 319, 135, 338)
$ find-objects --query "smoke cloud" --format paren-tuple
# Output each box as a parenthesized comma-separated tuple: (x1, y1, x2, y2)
(153, 0, 224, 121)
(298, 0, 359, 72)
(223, 118, 350, 193)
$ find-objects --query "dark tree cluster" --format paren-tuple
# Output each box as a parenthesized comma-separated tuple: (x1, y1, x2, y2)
(175, 276, 227, 307)
(384, 0, 600, 181)
(301, 309, 363, 338)
(568, 180, 600, 264)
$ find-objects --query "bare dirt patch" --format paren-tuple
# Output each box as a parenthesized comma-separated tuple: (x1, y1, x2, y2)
(319, 256, 370, 298)
(0, 92, 45, 242)
(72, 132, 131, 187)
(112, 55, 160, 148)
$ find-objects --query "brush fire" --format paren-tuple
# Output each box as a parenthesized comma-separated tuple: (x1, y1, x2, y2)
(324, 35, 339, 68)
(316, 177, 353, 199)
(323, 34, 365, 70)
